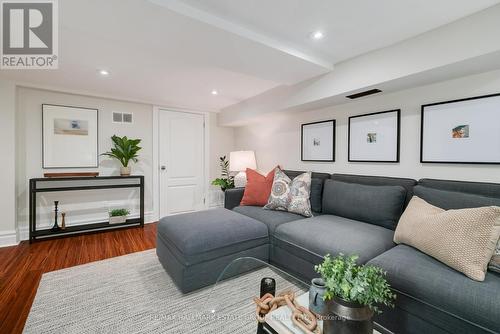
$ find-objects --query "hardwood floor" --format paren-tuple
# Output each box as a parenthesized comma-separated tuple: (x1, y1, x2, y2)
(0, 223, 157, 334)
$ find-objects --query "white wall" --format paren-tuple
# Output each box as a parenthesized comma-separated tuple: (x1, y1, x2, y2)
(234, 69, 500, 183)
(0, 80, 17, 246)
(13, 87, 234, 242)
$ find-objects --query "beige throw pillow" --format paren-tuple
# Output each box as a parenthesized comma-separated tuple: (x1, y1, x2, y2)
(394, 196, 500, 281)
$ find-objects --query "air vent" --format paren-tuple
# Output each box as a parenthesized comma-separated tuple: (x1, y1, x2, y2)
(112, 112, 133, 124)
(346, 89, 382, 99)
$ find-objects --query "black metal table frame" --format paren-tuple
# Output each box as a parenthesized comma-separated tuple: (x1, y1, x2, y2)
(29, 176, 145, 242)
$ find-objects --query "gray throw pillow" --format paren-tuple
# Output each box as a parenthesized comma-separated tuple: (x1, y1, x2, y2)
(264, 168, 313, 217)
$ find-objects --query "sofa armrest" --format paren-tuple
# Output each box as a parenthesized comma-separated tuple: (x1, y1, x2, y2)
(224, 187, 245, 210)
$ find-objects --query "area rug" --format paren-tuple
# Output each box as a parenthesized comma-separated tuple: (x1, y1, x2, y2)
(24, 250, 305, 333)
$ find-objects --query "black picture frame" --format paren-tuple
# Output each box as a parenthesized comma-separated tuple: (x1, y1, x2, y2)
(348, 109, 401, 163)
(42, 104, 99, 169)
(420, 93, 500, 164)
(301, 119, 336, 162)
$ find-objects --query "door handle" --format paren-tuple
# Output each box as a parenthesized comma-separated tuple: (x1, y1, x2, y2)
(160, 165, 166, 171)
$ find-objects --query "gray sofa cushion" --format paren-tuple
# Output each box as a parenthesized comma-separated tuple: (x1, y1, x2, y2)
(273, 215, 395, 265)
(419, 178, 500, 198)
(157, 208, 268, 265)
(233, 205, 306, 233)
(322, 180, 406, 230)
(413, 185, 500, 210)
(332, 174, 417, 207)
(310, 178, 324, 213)
(368, 245, 500, 333)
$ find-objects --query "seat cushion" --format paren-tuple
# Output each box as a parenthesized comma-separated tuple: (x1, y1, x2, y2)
(157, 208, 268, 265)
(273, 215, 395, 265)
(368, 245, 500, 333)
(322, 180, 406, 230)
(233, 205, 306, 234)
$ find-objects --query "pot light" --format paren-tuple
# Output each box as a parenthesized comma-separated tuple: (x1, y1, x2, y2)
(311, 31, 324, 40)
(211, 90, 218, 95)
(98, 69, 110, 76)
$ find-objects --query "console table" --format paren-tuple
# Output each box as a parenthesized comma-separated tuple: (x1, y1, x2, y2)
(29, 176, 144, 242)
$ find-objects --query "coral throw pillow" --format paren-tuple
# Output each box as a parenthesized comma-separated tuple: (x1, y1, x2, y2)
(239, 168, 277, 207)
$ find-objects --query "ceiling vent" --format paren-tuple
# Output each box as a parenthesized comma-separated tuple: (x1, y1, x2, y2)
(346, 89, 382, 99)
(112, 112, 133, 124)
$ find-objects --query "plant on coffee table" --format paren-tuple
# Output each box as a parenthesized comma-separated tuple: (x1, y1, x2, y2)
(315, 254, 395, 313)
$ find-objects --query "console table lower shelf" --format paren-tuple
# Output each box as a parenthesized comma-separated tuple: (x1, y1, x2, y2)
(32, 218, 143, 239)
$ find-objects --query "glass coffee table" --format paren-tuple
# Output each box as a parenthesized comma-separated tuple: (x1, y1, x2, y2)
(203, 257, 387, 334)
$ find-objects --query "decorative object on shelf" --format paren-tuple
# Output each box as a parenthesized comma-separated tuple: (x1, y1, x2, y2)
(44, 172, 99, 178)
(309, 278, 327, 316)
(348, 109, 400, 162)
(301, 120, 336, 162)
(421, 93, 500, 164)
(211, 156, 234, 191)
(42, 104, 99, 168)
(61, 212, 66, 230)
(253, 291, 319, 334)
(315, 254, 396, 334)
(101, 135, 142, 176)
(229, 151, 257, 188)
(109, 208, 130, 224)
(52, 201, 61, 231)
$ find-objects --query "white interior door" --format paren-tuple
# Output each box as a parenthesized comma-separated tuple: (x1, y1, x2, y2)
(159, 110, 206, 217)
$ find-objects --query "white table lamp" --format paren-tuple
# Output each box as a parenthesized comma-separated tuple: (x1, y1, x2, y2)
(229, 151, 256, 188)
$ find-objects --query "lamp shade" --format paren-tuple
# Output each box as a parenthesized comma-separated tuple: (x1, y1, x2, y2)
(229, 151, 256, 172)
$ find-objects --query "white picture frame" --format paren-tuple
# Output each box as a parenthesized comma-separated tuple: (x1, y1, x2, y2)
(421, 94, 500, 164)
(42, 104, 99, 168)
(301, 120, 335, 162)
(348, 110, 400, 162)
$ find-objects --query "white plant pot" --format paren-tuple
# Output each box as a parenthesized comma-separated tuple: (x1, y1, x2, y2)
(109, 215, 127, 224)
(120, 166, 131, 176)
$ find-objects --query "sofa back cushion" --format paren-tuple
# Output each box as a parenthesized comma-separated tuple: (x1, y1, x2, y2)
(413, 186, 500, 210)
(332, 173, 417, 208)
(322, 180, 406, 230)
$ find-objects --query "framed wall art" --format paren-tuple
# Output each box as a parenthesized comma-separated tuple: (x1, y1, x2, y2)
(421, 93, 500, 164)
(301, 120, 335, 162)
(42, 104, 99, 168)
(348, 109, 400, 162)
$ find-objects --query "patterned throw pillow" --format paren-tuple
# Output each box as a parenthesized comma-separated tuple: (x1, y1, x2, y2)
(490, 239, 500, 274)
(264, 168, 313, 217)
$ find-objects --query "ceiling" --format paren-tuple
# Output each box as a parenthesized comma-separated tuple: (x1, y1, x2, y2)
(1, 0, 498, 111)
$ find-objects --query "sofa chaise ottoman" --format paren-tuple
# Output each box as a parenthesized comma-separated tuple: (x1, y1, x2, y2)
(156, 208, 269, 293)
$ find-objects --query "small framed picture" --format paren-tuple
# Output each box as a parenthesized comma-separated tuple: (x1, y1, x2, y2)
(301, 120, 335, 162)
(42, 104, 99, 168)
(421, 93, 500, 164)
(348, 110, 400, 162)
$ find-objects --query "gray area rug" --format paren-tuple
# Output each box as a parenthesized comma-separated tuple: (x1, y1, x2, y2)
(24, 250, 305, 333)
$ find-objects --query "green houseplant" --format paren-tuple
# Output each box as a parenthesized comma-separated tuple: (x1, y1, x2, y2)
(109, 208, 130, 224)
(101, 135, 142, 176)
(211, 156, 234, 191)
(314, 254, 396, 334)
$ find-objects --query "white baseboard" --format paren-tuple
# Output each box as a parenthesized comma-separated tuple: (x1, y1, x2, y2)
(0, 230, 19, 247)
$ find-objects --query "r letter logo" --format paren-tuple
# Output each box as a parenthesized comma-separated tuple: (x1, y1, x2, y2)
(1, 0, 58, 69)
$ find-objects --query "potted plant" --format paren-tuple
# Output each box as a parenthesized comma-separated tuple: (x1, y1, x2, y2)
(211, 156, 234, 191)
(101, 135, 142, 176)
(109, 208, 130, 224)
(315, 254, 396, 334)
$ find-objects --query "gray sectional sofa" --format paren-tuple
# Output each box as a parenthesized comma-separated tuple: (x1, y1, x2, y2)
(157, 171, 500, 334)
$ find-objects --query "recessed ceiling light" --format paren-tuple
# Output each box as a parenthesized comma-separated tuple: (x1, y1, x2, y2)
(98, 69, 110, 76)
(211, 90, 218, 95)
(311, 31, 324, 40)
